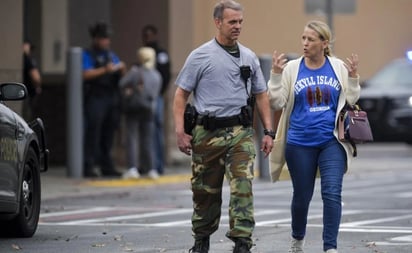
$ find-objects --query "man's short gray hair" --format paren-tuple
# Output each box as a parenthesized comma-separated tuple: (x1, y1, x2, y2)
(213, 0, 243, 20)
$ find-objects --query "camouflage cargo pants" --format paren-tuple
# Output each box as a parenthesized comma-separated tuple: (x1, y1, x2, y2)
(190, 125, 256, 246)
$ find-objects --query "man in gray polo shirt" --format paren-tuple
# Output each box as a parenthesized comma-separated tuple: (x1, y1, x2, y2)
(173, 1, 274, 252)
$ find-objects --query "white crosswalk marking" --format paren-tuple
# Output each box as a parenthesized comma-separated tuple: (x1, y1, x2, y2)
(40, 207, 113, 218)
(40, 207, 412, 233)
(341, 214, 412, 227)
(371, 235, 412, 246)
(42, 208, 193, 225)
(39, 177, 412, 252)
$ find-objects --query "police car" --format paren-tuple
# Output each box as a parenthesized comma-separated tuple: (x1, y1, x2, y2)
(0, 82, 48, 237)
(358, 51, 412, 144)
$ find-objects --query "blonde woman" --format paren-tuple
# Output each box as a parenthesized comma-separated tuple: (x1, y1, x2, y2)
(268, 20, 360, 253)
(120, 47, 162, 179)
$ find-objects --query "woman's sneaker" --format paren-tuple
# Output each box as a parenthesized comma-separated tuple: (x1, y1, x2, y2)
(325, 249, 338, 253)
(122, 167, 140, 179)
(148, 169, 159, 179)
(288, 237, 304, 253)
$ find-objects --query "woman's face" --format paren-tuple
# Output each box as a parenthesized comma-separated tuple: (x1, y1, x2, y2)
(301, 27, 327, 59)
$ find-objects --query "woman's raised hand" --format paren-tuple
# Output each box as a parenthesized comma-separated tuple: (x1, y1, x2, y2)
(344, 53, 359, 78)
(271, 50, 288, 74)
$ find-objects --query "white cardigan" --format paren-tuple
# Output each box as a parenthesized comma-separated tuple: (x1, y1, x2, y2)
(267, 56, 360, 182)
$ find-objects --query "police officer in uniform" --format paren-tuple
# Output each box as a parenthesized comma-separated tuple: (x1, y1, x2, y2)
(173, 1, 274, 252)
(82, 21, 126, 178)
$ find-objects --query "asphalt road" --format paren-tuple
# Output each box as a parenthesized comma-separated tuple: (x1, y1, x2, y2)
(0, 143, 411, 253)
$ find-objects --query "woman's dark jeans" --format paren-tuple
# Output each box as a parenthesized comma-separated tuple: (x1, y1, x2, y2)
(285, 138, 346, 251)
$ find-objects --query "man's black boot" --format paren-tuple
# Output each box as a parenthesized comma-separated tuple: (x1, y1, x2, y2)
(233, 238, 251, 253)
(189, 237, 210, 253)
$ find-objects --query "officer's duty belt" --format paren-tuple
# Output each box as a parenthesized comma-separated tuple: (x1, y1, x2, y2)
(196, 114, 244, 129)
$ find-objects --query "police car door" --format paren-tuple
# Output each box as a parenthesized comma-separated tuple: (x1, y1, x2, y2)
(0, 102, 20, 210)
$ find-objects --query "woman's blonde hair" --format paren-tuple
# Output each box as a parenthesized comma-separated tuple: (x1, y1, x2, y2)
(137, 47, 156, 69)
(305, 20, 333, 56)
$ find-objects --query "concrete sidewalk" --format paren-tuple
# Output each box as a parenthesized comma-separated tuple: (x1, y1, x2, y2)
(40, 143, 400, 201)
(40, 165, 189, 200)
(40, 164, 292, 201)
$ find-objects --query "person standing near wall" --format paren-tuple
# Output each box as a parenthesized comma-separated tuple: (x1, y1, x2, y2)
(268, 20, 360, 253)
(173, 1, 273, 252)
(120, 47, 162, 179)
(22, 39, 42, 121)
(82, 21, 126, 178)
(142, 24, 171, 176)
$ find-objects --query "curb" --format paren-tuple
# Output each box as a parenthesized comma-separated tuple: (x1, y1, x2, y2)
(82, 169, 291, 188)
(84, 173, 191, 187)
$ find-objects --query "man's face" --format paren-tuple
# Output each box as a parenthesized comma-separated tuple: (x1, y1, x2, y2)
(215, 8, 243, 44)
(93, 37, 111, 50)
(143, 30, 156, 45)
(23, 42, 31, 54)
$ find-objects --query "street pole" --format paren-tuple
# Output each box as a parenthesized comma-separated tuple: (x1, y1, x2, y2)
(326, 0, 334, 51)
(66, 47, 83, 178)
(257, 55, 272, 180)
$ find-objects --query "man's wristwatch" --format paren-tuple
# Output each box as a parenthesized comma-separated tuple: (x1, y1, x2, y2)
(263, 129, 275, 139)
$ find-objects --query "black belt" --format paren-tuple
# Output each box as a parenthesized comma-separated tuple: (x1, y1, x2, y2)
(196, 115, 243, 129)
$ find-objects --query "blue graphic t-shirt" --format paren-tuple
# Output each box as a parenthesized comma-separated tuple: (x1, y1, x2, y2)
(287, 58, 341, 146)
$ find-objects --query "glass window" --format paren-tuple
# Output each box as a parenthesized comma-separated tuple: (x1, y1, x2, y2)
(369, 59, 412, 89)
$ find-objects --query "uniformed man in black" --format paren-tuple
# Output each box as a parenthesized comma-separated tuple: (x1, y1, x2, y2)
(82, 21, 126, 177)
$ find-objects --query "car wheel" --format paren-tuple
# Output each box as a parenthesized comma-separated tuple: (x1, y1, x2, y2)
(10, 147, 41, 237)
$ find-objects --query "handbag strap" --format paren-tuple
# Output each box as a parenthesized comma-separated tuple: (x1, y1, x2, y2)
(131, 66, 144, 92)
(350, 140, 357, 157)
(341, 103, 358, 157)
(136, 66, 143, 85)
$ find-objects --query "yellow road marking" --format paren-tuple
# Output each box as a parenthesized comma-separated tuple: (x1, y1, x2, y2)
(83, 168, 290, 188)
(84, 174, 191, 187)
